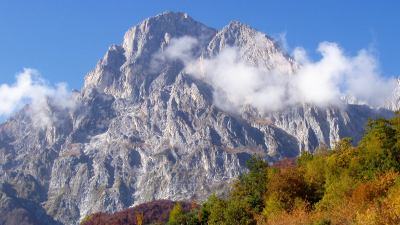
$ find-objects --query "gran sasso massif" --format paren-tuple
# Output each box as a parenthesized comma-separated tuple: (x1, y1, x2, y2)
(0, 12, 396, 225)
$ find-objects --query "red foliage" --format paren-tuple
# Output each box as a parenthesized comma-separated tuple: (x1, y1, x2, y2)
(81, 200, 196, 225)
(272, 158, 296, 169)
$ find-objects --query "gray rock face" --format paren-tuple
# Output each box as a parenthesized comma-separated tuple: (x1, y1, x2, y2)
(385, 78, 400, 111)
(0, 12, 395, 225)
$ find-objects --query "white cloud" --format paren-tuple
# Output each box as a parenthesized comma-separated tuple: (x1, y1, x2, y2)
(273, 32, 289, 52)
(159, 36, 396, 113)
(150, 36, 199, 72)
(0, 68, 77, 127)
(163, 36, 199, 63)
(292, 42, 396, 107)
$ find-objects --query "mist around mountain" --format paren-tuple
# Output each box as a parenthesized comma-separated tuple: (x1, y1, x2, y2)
(0, 11, 399, 225)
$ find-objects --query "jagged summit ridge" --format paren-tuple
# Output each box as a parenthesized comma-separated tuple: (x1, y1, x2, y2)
(122, 11, 215, 60)
(0, 12, 396, 225)
(84, 11, 216, 99)
(207, 20, 297, 73)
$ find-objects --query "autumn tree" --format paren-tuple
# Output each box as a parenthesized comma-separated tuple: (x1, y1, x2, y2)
(135, 211, 144, 225)
(168, 203, 184, 225)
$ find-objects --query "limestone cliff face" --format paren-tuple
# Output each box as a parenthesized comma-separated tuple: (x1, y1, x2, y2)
(0, 12, 394, 225)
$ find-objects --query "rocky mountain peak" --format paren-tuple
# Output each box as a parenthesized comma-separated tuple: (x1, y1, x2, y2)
(0, 12, 396, 225)
(83, 12, 216, 99)
(122, 11, 216, 61)
(221, 20, 265, 39)
(207, 20, 297, 73)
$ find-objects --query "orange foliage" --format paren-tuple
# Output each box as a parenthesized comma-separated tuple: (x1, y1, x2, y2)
(351, 171, 398, 206)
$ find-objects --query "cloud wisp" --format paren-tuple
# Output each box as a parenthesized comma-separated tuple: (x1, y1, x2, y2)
(150, 36, 200, 73)
(0, 68, 77, 127)
(158, 36, 396, 113)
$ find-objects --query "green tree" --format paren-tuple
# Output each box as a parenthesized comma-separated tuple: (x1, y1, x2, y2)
(168, 203, 184, 225)
(202, 194, 226, 225)
(351, 118, 400, 180)
(224, 199, 255, 225)
(297, 151, 314, 166)
(230, 156, 269, 213)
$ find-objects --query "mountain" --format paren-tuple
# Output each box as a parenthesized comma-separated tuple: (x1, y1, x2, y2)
(385, 78, 400, 111)
(0, 12, 395, 225)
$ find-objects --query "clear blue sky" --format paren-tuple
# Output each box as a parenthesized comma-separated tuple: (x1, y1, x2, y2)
(1, 0, 399, 90)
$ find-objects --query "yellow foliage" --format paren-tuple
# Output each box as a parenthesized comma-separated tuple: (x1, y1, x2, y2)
(135, 211, 144, 225)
